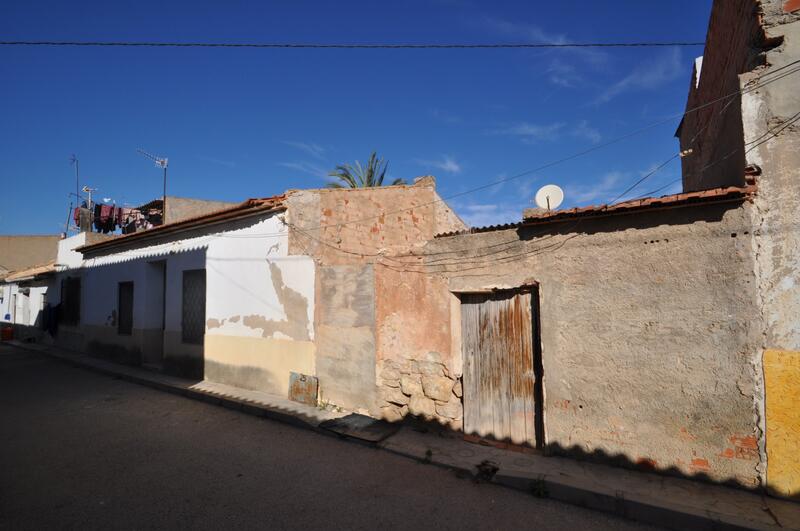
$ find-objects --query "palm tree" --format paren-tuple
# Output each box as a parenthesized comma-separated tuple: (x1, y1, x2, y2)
(326, 151, 406, 188)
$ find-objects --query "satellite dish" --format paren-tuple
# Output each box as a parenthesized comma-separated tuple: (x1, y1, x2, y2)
(534, 184, 564, 211)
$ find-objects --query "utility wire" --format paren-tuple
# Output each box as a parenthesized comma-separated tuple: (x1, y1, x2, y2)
(0, 40, 706, 49)
(296, 105, 800, 271)
(635, 109, 800, 199)
(214, 60, 800, 242)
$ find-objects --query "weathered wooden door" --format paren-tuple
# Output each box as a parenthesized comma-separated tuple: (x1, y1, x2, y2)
(461, 288, 543, 448)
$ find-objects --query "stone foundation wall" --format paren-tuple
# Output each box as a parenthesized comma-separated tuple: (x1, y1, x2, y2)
(377, 352, 462, 428)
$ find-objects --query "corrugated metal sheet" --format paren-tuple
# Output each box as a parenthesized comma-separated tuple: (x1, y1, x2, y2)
(81, 236, 213, 268)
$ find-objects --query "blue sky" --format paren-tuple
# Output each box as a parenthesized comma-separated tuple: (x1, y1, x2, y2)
(0, 0, 712, 234)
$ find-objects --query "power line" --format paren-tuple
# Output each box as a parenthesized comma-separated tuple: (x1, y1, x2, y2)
(296, 105, 799, 271)
(633, 108, 800, 200)
(213, 60, 800, 242)
(0, 40, 706, 49)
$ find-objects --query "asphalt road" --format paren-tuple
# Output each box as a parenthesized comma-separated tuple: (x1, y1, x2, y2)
(0, 343, 659, 530)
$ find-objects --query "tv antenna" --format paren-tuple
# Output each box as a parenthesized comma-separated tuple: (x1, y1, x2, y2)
(81, 184, 98, 228)
(69, 154, 80, 204)
(534, 184, 564, 211)
(137, 148, 169, 223)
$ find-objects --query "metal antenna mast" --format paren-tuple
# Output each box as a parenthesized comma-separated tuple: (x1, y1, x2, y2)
(69, 154, 80, 205)
(137, 148, 169, 224)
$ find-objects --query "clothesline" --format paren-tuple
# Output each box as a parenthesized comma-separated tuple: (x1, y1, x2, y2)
(72, 201, 163, 235)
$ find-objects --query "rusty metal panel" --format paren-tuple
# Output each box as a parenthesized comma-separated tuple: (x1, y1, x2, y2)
(461, 289, 539, 447)
(288, 372, 319, 406)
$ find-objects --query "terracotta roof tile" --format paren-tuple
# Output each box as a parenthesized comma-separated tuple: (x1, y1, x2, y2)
(4, 261, 57, 282)
(77, 194, 286, 254)
(436, 178, 757, 238)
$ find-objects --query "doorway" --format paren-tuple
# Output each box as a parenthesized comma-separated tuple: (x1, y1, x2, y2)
(460, 286, 544, 448)
(142, 260, 166, 368)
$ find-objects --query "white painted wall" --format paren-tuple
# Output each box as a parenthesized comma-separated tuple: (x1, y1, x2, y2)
(0, 283, 47, 326)
(57, 232, 89, 270)
(205, 213, 315, 340)
(0, 284, 14, 322)
(78, 211, 314, 340)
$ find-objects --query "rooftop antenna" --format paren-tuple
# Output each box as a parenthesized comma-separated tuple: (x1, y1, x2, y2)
(137, 148, 169, 224)
(69, 154, 80, 232)
(82, 185, 98, 229)
(534, 184, 565, 212)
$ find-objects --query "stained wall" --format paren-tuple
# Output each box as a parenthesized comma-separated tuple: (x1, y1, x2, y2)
(423, 201, 763, 487)
(285, 178, 467, 415)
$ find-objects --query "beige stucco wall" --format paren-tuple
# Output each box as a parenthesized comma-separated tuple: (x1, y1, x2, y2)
(0, 235, 59, 273)
(285, 180, 467, 415)
(741, 1, 800, 497)
(420, 200, 762, 487)
(204, 335, 314, 395)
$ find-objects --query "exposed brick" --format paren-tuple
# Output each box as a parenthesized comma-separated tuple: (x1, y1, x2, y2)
(677, 0, 766, 191)
(730, 435, 758, 449)
(719, 448, 736, 459)
(785, 0, 800, 13)
(691, 458, 711, 471)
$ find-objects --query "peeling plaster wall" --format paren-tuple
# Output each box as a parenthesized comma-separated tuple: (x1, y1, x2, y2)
(743, 0, 800, 352)
(76, 211, 317, 387)
(315, 264, 376, 411)
(204, 214, 316, 395)
(205, 215, 315, 396)
(423, 202, 763, 487)
(677, 0, 800, 495)
(676, 0, 767, 191)
(740, 0, 800, 496)
(285, 181, 466, 415)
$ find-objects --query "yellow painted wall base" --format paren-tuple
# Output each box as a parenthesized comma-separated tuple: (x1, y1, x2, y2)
(765, 349, 800, 500)
(204, 334, 315, 396)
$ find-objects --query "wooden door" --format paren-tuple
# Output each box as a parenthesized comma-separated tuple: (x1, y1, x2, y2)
(461, 288, 543, 448)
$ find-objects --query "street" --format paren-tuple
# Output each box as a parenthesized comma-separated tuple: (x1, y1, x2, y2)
(0, 343, 657, 530)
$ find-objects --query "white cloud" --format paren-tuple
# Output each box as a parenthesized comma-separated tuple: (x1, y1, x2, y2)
(489, 122, 565, 143)
(457, 203, 522, 228)
(595, 47, 684, 104)
(571, 120, 602, 144)
(283, 141, 327, 160)
(481, 16, 609, 86)
(564, 171, 626, 205)
(415, 155, 463, 174)
(546, 59, 582, 87)
(198, 156, 236, 168)
(517, 178, 537, 201)
(430, 108, 462, 124)
(277, 161, 329, 180)
(490, 120, 600, 145)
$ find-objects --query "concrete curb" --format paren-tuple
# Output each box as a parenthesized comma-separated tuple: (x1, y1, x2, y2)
(376, 439, 768, 531)
(13, 341, 794, 531)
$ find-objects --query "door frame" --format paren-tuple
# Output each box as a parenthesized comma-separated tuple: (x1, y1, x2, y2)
(452, 284, 546, 449)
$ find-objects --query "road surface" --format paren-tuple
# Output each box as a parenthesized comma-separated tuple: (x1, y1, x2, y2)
(0, 343, 658, 530)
